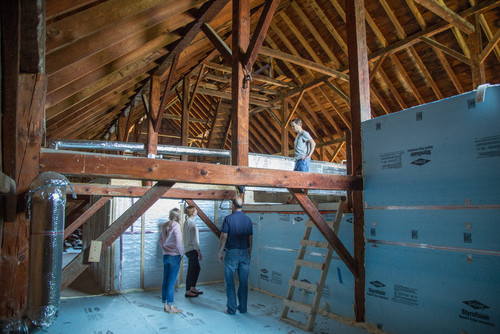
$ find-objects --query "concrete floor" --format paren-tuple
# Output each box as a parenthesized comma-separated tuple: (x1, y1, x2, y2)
(33, 281, 375, 334)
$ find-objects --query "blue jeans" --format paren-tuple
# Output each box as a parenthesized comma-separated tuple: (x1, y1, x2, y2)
(294, 158, 310, 172)
(162, 254, 181, 304)
(224, 249, 250, 314)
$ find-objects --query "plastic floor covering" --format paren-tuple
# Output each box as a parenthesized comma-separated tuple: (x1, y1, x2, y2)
(33, 283, 374, 334)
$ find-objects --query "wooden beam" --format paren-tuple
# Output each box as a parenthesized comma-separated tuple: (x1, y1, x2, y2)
(61, 182, 174, 289)
(64, 197, 112, 239)
(1, 0, 46, 319)
(163, 113, 209, 124)
(346, 0, 368, 322)
(181, 77, 190, 161)
(39, 150, 363, 191)
(329, 142, 345, 163)
(284, 90, 305, 128)
(259, 46, 349, 80)
(420, 36, 471, 65)
(281, 100, 289, 157)
(188, 64, 205, 112)
(195, 87, 278, 108)
(1, 73, 47, 319)
(231, 0, 251, 166)
(147, 76, 160, 158)
(185, 199, 221, 238)
(479, 23, 500, 64)
(201, 23, 233, 65)
(288, 188, 358, 277)
(204, 62, 296, 88)
(470, 13, 485, 89)
(155, 54, 179, 132)
(413, 0, 475, 34)
(244, 0, 281, 69)
(155, 0, 231, 80)
(70, 183, 237, 199)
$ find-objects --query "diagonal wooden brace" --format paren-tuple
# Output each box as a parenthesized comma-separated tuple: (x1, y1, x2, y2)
(64, 196, 112, 239)
(61, 182, 174, 289)
(288, 188, 358, 278)
(185, 199, 221, 238)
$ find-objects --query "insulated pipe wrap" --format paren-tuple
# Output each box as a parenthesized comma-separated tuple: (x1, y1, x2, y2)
(26, 172, 74, 330)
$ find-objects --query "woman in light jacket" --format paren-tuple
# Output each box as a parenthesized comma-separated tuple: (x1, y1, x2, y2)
(183, 205, 203, 297)
(159, 208, 184, 313)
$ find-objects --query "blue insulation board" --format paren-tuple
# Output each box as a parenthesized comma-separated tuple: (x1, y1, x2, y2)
(247, 211, 357, 318)
(365, 209, 500, 250)
(365, 244, 500, 334)
(362, 85, 500, 206)
(362, 86, 500, 334)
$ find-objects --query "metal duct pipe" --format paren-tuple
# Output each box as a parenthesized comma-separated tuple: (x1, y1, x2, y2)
(48, 139, 231, 158)
(25, 172, 75, 330)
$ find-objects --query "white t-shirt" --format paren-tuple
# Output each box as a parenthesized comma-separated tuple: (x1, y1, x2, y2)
(183, 217, 200, 253)
(294, 130, 312, 160)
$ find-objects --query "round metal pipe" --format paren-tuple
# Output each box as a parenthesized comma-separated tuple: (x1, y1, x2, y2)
(48, 139, 231, 158)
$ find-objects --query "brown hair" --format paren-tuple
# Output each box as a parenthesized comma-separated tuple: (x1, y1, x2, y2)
(290, 118, 302, 126)
(185, 205, 196, 217)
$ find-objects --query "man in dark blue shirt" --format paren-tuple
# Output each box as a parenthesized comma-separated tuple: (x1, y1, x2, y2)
(217, 197, 253, 315)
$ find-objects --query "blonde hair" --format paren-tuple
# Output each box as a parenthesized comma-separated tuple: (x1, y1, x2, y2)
(185, 205, 196, 217)
(169, 208, 180, 222)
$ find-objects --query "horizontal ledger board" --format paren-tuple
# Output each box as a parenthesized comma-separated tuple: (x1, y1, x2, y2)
(39, 149, 362, 191)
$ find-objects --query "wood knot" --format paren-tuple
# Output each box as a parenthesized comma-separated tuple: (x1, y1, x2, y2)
(200, 170, 207, 175)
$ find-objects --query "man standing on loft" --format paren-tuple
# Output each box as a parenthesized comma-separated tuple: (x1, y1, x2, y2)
(290, 118, 316, 172)
(217, 197, 253, 315)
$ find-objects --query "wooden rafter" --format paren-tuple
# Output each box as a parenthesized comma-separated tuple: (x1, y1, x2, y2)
(413, 0, 475, 34)
(244, 0, 281, 69)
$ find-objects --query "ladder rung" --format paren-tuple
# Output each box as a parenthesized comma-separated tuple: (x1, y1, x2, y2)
(294, 259, 324, 270)
(306, 220, 333, 228)
(280, 316, 308, 331)
(289, 279, 318, 292)
(282, 299, 313, 314)
(300, 239, 329, 248)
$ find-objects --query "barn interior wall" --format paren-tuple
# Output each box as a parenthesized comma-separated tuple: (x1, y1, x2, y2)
(362, 85, 500, 334)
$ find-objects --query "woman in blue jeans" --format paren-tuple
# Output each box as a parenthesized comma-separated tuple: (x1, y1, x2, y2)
(159, 208, 184, 313)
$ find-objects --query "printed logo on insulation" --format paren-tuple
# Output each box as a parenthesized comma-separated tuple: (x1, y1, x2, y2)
(459, 300, 495, 327)
(367, 280, 388, 300)
(408, 146, 433, 166)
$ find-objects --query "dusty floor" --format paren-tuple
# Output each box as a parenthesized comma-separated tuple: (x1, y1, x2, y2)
(32, 278, 373, 334)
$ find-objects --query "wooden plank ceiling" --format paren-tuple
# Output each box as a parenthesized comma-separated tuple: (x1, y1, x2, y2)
(45, 0, 500, 163)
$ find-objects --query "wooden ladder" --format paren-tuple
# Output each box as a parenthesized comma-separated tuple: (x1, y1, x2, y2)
(280, 200, 344, 331)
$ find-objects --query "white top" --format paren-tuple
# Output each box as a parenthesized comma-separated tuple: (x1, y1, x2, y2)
(183, 217, 200, 253)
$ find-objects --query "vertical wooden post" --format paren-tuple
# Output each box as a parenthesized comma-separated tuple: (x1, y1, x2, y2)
(470, 14, 485, 89)
(281, 99, 289, 157)
(1, 0, 46, 321)
(144, 77, 160, 186)
(181, 77, 190, 161)
(231, 0, 250, 166)
(147, 76, 160, 157)
(346, 0, 370, 323)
